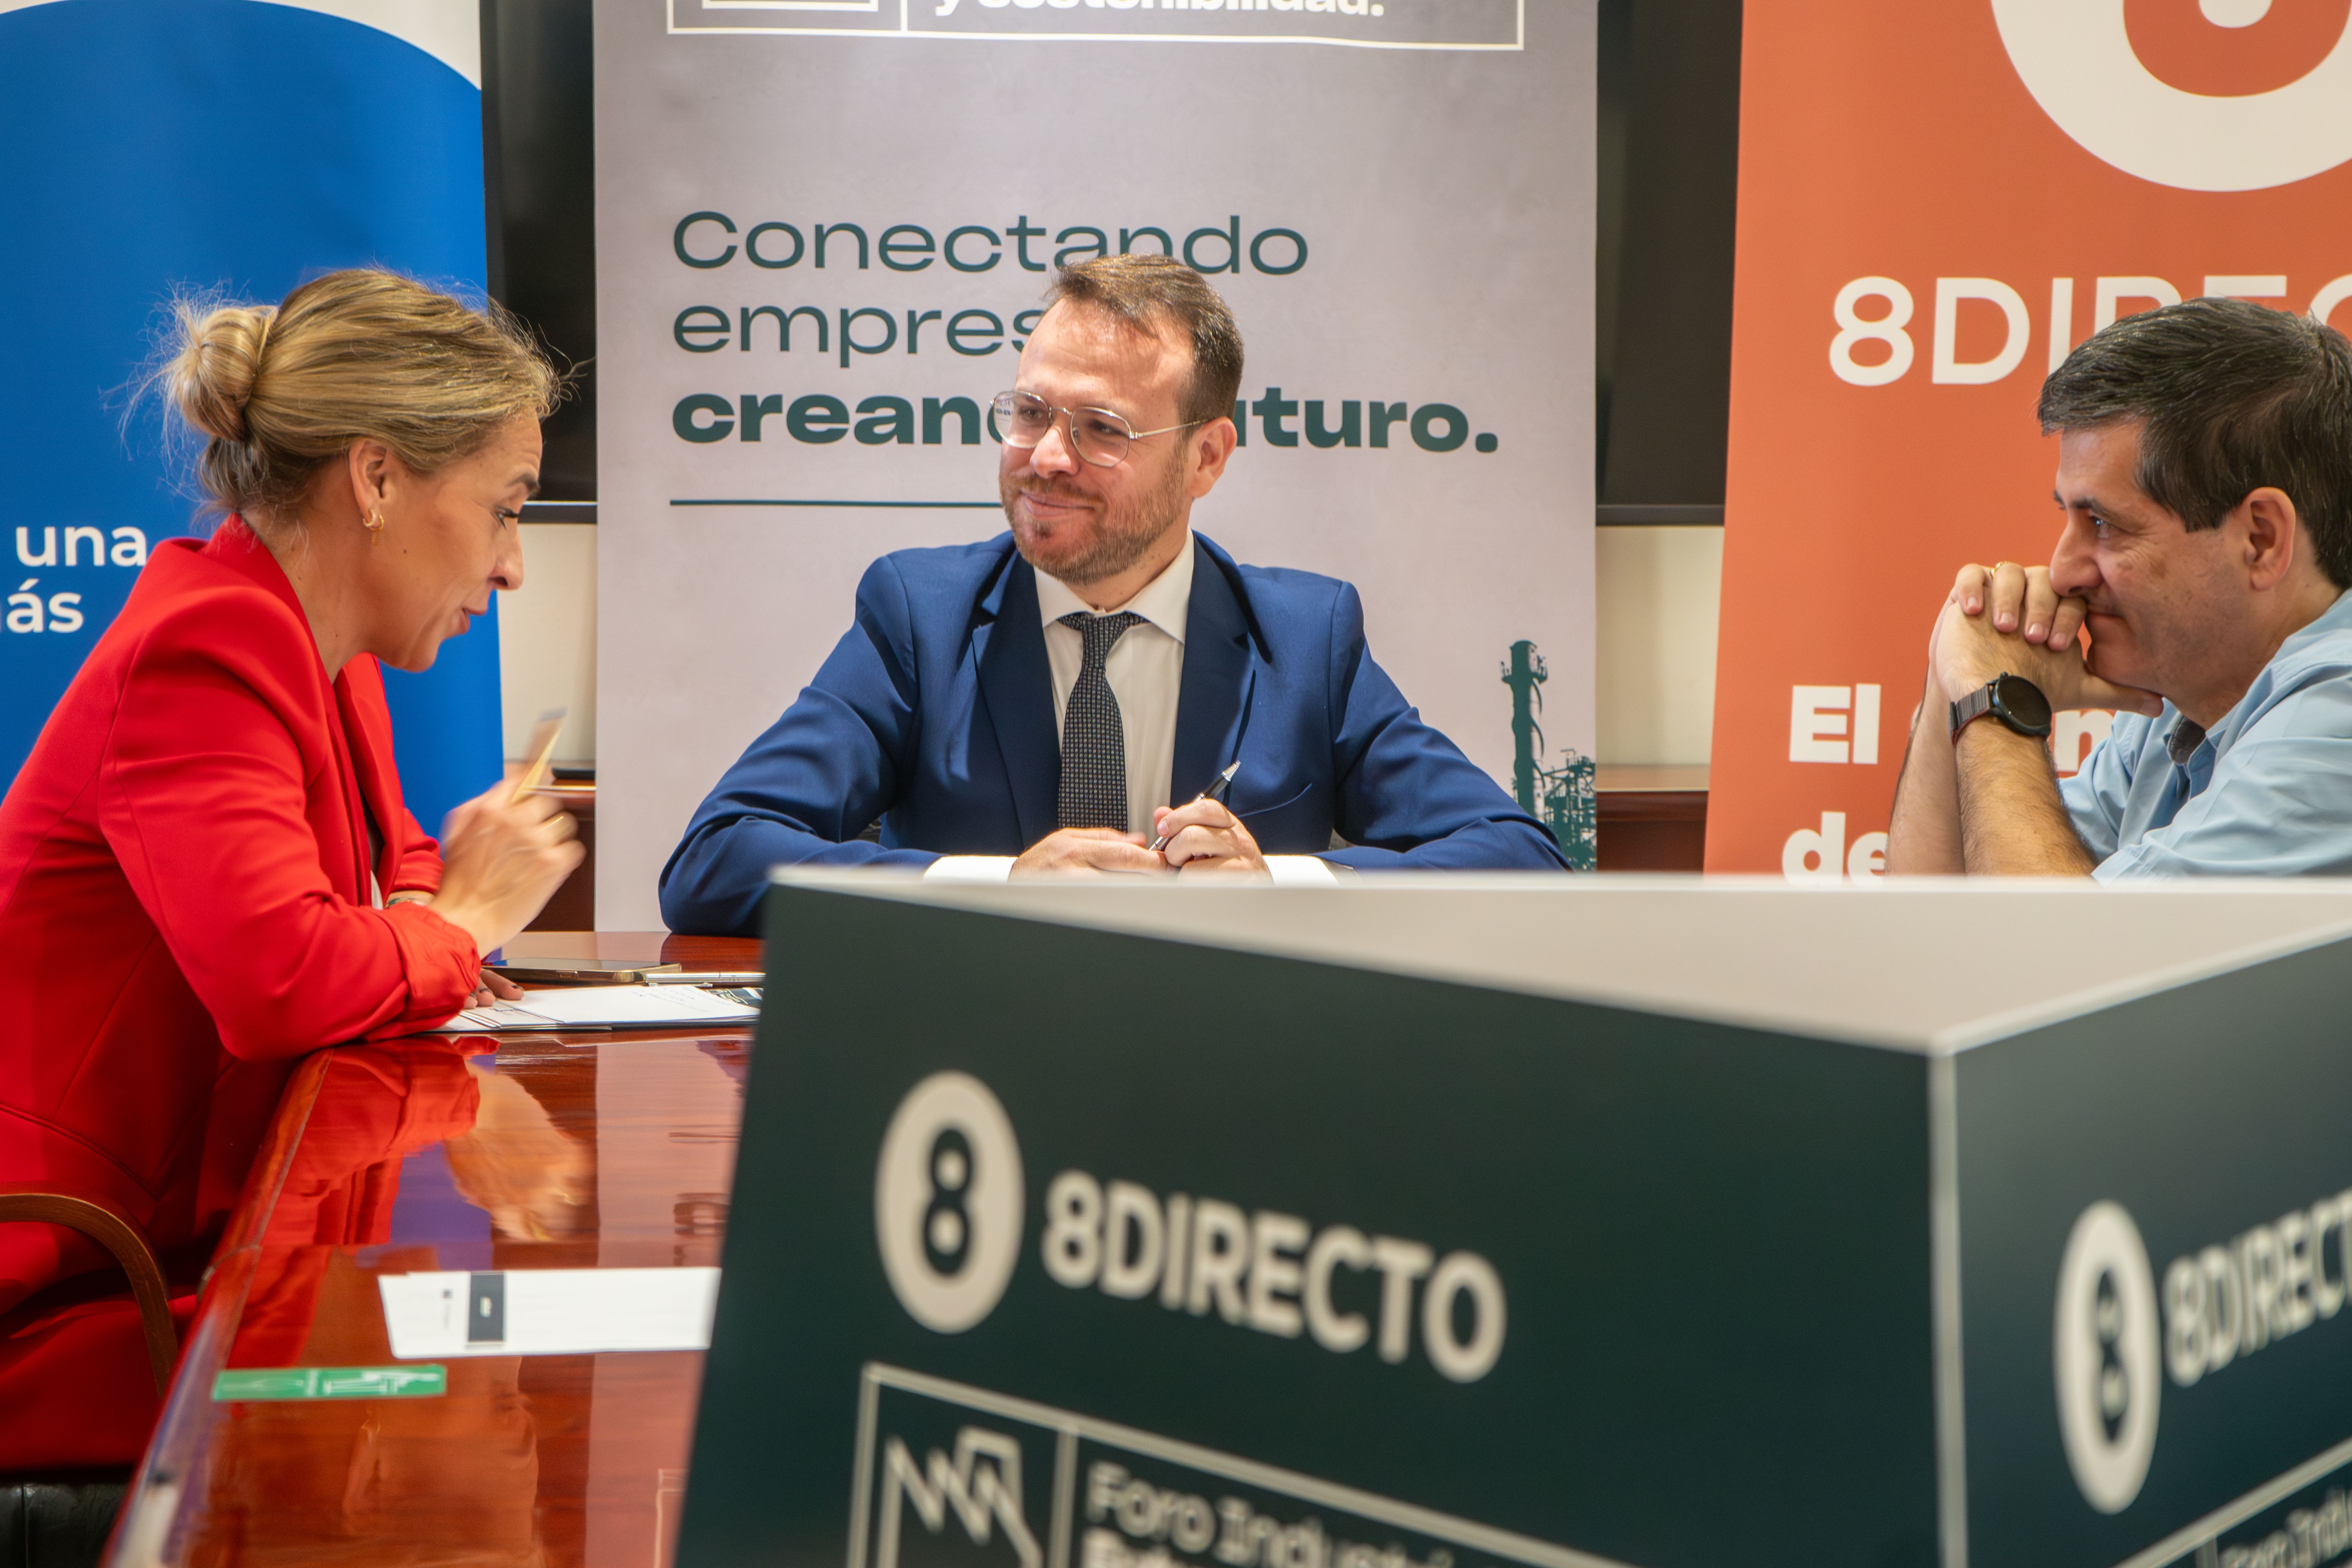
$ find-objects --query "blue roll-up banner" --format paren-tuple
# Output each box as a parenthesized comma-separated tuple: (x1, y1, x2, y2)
(0, 0, 502, 837)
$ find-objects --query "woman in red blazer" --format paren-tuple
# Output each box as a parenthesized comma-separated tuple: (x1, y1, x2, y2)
(0, 270, 582, 1469)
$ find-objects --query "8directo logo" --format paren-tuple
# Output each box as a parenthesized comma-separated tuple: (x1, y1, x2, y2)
(873, 1071, 1507, 1381)
(2054, 1203, 2163, 1514)
(1993, 0, 2352, 192)
(874, 1072, 1027, 1333)
(2053, 1187, 2352, 1513)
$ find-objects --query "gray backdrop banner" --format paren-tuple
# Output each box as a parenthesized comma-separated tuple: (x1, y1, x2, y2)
(592, 0, 1594, 924)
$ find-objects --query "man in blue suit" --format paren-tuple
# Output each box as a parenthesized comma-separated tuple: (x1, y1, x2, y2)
(661, 255, 1568, 935)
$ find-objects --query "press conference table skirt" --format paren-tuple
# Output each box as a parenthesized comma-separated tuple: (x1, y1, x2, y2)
(108, 932, 760, 1567)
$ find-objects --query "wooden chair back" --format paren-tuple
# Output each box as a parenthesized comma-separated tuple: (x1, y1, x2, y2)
(0, 1187, 177, 1396)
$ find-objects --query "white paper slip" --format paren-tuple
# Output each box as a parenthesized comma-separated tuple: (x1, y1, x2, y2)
(436, 983, 757, 1032)
(377, 1268, 720, 1358)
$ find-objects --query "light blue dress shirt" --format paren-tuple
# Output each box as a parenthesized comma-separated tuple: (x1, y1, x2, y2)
(2061, 590, 2352, 879)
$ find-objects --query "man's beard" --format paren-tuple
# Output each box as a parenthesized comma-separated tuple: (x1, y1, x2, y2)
(1003, 455, 1188, 588)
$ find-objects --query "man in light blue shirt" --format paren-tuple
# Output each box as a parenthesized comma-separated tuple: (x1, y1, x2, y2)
(1887, 298, 2352, 878)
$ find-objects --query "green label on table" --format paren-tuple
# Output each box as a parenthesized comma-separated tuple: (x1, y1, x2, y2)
(212, 1364, 447, 1402)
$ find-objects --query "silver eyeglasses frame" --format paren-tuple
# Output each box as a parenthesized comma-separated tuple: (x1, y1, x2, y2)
(991, 390, 1210, 469)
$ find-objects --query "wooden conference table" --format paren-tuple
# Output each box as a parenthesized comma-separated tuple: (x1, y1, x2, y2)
(113, 932, 760, 1568)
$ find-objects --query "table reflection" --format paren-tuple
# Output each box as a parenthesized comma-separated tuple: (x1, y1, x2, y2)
(200, 1254, 543, 1565)
(156, 1027, 746, 1568)
(233, 1043, 595, 1369)
(189, 1044, 567, 1564)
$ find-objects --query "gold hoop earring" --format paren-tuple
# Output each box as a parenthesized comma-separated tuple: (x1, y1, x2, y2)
(365, 507, 386, 545)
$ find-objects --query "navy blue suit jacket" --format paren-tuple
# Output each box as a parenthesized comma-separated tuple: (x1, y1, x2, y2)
(660, 533, 1569, 934)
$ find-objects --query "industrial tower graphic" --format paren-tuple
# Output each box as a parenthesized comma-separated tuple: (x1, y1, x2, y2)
(1500, 641, 1596, 871)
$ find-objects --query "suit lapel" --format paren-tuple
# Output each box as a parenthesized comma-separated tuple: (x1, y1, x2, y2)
(1173, 537, 1259, 801)
(972, 555, 1061, 846)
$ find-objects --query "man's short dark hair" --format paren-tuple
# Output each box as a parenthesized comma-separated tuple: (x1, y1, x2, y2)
(2039, 297, 2352, 588)
(1043, 254, 1245, 431)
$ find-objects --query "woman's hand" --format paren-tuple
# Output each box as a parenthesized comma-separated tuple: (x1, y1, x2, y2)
(468, 968, 525, 1008)
(429, 777, 583, 961)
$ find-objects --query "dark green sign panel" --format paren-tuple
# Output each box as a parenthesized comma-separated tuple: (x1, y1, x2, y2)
(683, 884, 1939, 1568)
(679, 880, 2352, 1568)
(1953, 936, 2352, 1566)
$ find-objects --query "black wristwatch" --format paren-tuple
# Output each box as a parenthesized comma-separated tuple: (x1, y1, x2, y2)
(1949, 672, 2053, 740)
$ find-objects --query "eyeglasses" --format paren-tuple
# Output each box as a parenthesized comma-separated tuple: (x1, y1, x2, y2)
(992, 390, 1208, 469)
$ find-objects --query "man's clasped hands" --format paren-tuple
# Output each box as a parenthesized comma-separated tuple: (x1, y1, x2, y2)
(1008, 798, 1271, 879)
(1926, 559, 2164, 723)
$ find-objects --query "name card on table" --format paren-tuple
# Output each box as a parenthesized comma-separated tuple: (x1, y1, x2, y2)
(379, 1267, 718, 1357)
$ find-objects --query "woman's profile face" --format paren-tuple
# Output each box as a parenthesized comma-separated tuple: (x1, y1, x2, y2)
(372, 414, 542, 672)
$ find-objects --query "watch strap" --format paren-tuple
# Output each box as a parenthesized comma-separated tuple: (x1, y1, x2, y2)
(1948, 683, 1996, 738)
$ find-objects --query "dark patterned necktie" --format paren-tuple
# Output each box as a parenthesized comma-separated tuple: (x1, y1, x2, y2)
(1056, 610, 1145, 830)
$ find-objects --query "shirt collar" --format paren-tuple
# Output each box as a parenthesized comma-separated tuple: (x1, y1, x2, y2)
(2276, 584, 2352, 656)
(1035, 532, 1194, 646)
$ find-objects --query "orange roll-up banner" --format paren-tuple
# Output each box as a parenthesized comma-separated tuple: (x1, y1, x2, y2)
(1707, 1, 2352, 879)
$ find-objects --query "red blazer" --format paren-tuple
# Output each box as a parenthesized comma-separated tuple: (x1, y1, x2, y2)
(0, 519, 481, 1464)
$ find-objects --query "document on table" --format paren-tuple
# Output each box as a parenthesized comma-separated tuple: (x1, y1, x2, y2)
(378, 1268, 720, 1357)
(433, 984, 758, 1033)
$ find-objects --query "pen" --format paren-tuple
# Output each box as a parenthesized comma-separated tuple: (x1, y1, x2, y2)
(508, 708, 567, 805)
(1148, 761, 1240, 853)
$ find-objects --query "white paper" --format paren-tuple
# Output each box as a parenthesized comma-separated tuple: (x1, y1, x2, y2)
(436, 984, 757, 1033)
(377, 1268, 721, 1358)
(922, 856, 1336, 885)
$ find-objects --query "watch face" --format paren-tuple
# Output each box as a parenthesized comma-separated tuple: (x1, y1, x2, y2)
(1994, 673, 2053, 730)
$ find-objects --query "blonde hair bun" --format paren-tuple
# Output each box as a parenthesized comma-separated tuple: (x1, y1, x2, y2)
(150, 270, 559, 532)
(168, 301, 275, 446)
